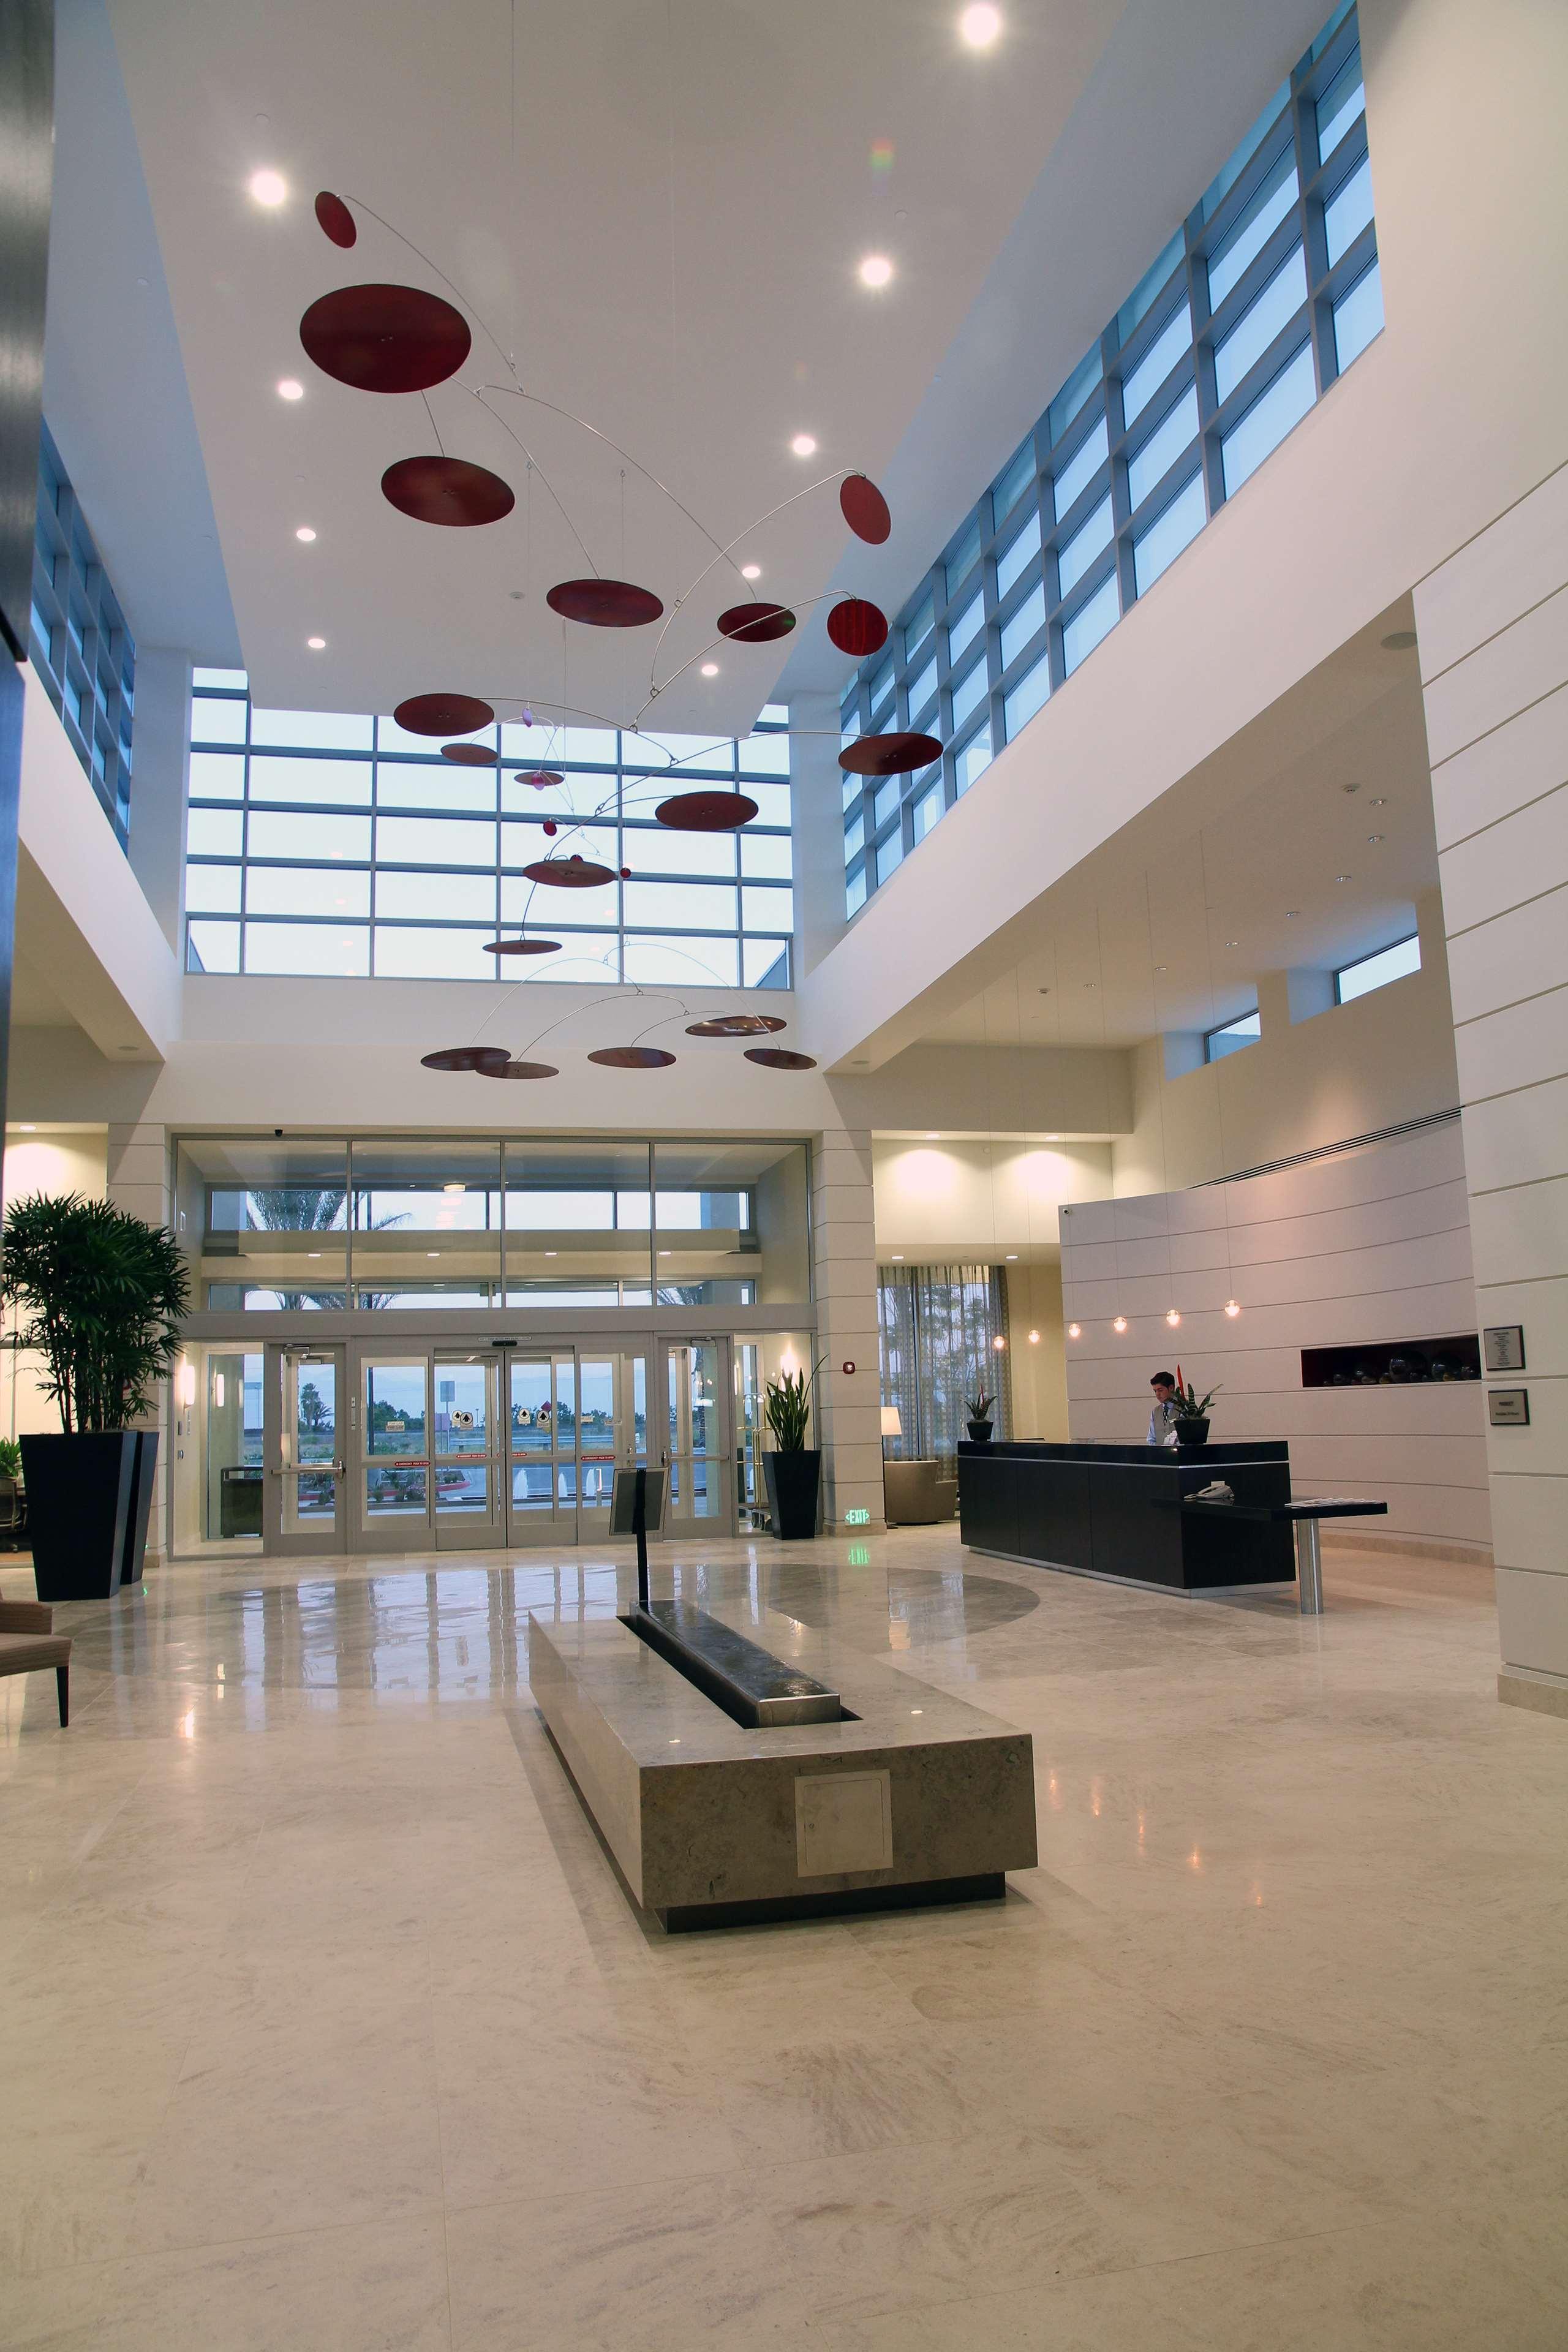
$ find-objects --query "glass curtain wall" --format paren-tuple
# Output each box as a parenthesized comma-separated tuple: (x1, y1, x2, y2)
(878, 1264, 1011, 1471)
(841, 0, 1378, 917)
(184, 677, 793, 987)
(177, 1136, 812, 1310)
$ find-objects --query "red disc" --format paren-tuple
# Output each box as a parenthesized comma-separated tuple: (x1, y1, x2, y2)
(477, 1060, 559, 1081)
(546, 578, 664, 628)
(300, 284, 471, 394)
(420, 1045, 511, 1073)
(717, 600, 796, 644)
(522, 858, 614, 888)
(314, 191, 357, 249)
(619, 865, 633, 879)
(839, 730, 943, 777)
(655, 790, 758, 832)
(382, 456, 514, 527)
(840, 473, 891, 544)
(588, 1046, 676, 1069)
(508, 768, 564, 789)
(744, 1047, 818, 1069)
(395, 692, 495, 737)
(542, 820, 557, 835)
(483, 937, 562, 956)
(685, 1015, 786, 1037)
(827, 596, 889, 657)
(441, 742, 498, 765)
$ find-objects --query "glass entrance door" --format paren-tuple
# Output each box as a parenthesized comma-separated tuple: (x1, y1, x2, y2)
(663, 1340, 731, 1539)
(434, 1353, 502, 1549)
(265, 1344, 347, 1555)
(503, 1348, 647, 1545)
(356, 1352, 432, 1550)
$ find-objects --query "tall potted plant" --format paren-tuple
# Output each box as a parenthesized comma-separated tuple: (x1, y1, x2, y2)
(2, 1193, 190, 1600)
(761, 1358, 824, 1540)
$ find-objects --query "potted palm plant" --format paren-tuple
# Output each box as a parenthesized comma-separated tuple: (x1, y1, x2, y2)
(761, 1358, 824, 1540)
(1172, 1365, 1220, 1449)
(965, 1388, 997, 1444)
(2, 1193, 189, 1600)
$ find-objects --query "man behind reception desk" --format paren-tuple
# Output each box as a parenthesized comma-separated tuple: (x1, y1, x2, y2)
(1147, 1373, 1180, 1447)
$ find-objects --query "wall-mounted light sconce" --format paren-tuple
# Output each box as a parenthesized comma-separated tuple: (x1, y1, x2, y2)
(1066, 1322, 1082, 1340)
(1166, 1308, 1182, 1328)
(1112, 1316, 1128, 1334)
(1224, 1298, 1242, 1319)
(178, 1361, 196, 1408)
(213, 1373, 227, 1408)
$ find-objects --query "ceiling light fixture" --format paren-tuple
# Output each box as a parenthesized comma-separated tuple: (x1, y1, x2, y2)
(1381, 628, 1417, 651)
(306, 636, 326, 650)
(277, 378, 304, 401)
(1285, 909, 1300, 918)
(1336, 873, 1352, 883)
(295, 526, 317, 542)
(790, 433, 818, 458)
(959, 3, 1003, 47)
(1006, 1253, 1019, 1261)
(992, 1333, 1006, 1351)
(1028, 1329, 1040, 1344)
(1370, 796, 1387, 807)
(248, 168, 288, 207)
(1225, 939, 1239, 948)
(1112, 1314, 1128, 1334)
(1225, 1298, 1242, 1318)
(741, 563, 761, 581)
(1067, 1322, 1082, 1339)
(700, 662, 719, 677)
(1166, 1307, 1182, 1327)
(858, 254, 894, 290)
(1367, 833, 1384, 843)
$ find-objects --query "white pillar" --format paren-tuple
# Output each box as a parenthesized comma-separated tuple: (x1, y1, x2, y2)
(1416, 462, 1568, 1716)
(811, 1126, 884, 1530)
(124, 647, 192, 954)
(790, 689, 850, 982)
(107, 1120, 172, 1570)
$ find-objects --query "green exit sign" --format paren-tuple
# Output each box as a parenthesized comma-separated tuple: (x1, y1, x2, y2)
(844, 1508, 871, 1526)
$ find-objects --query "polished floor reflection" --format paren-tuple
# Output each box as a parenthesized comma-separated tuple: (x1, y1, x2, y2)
(2, 1529, 1566, 2349)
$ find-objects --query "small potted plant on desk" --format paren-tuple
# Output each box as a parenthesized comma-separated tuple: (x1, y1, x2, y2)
(965, 1389, 996, 1444)
(762, 1359, 825, 1540)
(1172, 1365, 1219, 1449)
(2, 1193, 189, 1600)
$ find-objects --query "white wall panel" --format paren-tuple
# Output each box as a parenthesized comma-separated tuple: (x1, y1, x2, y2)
(1431, 680, 1568, 851)
(1419, 465, 1568, 1684)
(1062, 1125, 1488, 1547)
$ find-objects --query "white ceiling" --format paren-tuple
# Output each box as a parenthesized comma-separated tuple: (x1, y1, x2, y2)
(98, 0, 1135, 733)
(917, 616, 1438, 1048)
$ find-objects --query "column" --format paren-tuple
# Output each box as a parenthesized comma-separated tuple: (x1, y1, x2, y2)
(1416, 463, 1568, 1716)
(107, 1120, 173, 1570)
(790, 689, 850, 982)
(810, 1126, 884, 1530)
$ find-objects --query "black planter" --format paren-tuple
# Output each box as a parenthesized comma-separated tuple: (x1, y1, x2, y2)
(120, 1431, 160, 1593)
(20, 1431, 137, 1601)
(1176, 1418, 1210, 1449)
(763, 1449, 822, 1540)
(967, 1419, 994, 1444)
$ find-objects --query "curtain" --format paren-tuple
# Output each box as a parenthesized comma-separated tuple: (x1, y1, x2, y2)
(877, 1264, 1011, 1471)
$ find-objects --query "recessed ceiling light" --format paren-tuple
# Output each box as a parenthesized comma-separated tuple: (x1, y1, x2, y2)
(790, 432, 818, 458)
(277, 378, 304, 401)
(1341, 782, 1361, 794)
(1367, 833, 1385, 843)
(858, 254, 894, 290)
(1381, 629, 1417, 651)
(1006, 1253, 1018, 1261)
(295, 526, 317, 543)
(700, 662, 719, 677)
(1154, 964, 1167, 973)
(306, 636, 326, 650)
(1038, 986, 1050, 995)
(1370, 796, 1388, 806)
(891, 1253, 903, 1261)
(426, 1251, 439, 1259)
(1082, 980, 1096, 989)
(1225, 939, 1239, 948)
(1285, 908, 1300, 918)
(741, 563, 761, 581)
(1336, 873, 1352, 883)
(17, 1123, 36, 1133)
(248, 168, 288, 207)
(959, 3, 1003, 47)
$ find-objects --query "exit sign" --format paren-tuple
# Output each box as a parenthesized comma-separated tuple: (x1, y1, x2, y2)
(844, 1508, 871, 1526)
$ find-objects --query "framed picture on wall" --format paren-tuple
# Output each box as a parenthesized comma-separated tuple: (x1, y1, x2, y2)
(1483, 1325, 1525, 1373)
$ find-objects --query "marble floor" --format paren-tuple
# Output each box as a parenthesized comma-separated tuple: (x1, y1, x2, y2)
(2, 1528, 1566, 2350)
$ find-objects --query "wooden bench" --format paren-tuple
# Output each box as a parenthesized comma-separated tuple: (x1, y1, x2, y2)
(0, 1599, 71, 1725)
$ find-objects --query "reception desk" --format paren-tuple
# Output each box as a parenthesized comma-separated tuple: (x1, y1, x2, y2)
(958, 1440, 1295, 1595)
